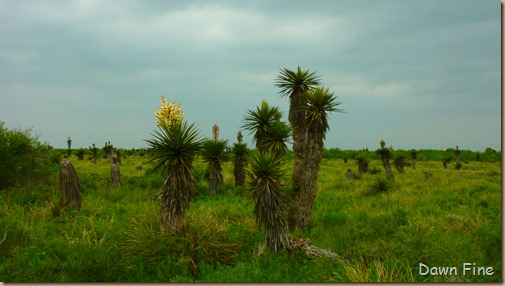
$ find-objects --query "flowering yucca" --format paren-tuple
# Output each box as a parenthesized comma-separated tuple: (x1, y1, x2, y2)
(154, 96, 184, 130)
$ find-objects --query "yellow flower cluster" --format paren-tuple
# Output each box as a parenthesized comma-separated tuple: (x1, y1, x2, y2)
(154, 96, 184, 130)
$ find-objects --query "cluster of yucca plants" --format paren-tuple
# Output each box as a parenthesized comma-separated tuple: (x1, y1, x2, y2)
(146, 98, 201, 234)
(276, 66, 343, 231)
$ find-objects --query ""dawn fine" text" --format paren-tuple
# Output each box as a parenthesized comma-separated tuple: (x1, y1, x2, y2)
(418, 263, 494, 276)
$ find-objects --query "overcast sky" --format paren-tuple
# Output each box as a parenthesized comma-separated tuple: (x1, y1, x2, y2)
(0, 0, 501, 151)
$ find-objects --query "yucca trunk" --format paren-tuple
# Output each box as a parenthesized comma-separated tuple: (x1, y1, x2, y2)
(293, 130, 324, 230)
(59, 160, 82, 212)
(233, 158, 247, 188)
(411, 152, 417, 170)
(288, 88, 308, 230)
(208, 161, 223, 196)
(394, 160, 405, 173)
(290, 88, 306, 193)
(381, 155, 395, 181)
(159, 163, 196, 234)
(111, 162, 121, 187)
(358, 161, 369, 173)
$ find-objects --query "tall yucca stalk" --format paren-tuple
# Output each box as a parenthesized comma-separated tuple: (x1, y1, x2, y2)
(232, 131, 249, 188)
(201, 138, 228, 196)
(275, 67, 321, 230)
(243, 100, 282, 155)
(294, 86, 343, 230)
(145, 121, 201, 234)
(247, 153, 290, 252)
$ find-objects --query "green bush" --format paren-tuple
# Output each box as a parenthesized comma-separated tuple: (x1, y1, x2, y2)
(0, 122, 57, 190)
(366, 176, 395, 195)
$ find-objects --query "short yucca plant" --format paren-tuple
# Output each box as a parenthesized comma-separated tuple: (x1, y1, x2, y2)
(354, 153, 370, 173)
(145, 121, 202, 234)
(201, 138, 228, 196)
(393, 155, 407, 173)
(232, 140, 249, 188)
(247, 152, 290, 252)
(367, 176, 395, 195)
(59, 160, 82, 212)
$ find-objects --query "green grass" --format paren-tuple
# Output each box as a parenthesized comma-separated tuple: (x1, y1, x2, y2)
(0, 154, 501, 282)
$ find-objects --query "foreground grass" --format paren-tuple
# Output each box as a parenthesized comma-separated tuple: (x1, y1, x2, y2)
(0, 155, 501, 282)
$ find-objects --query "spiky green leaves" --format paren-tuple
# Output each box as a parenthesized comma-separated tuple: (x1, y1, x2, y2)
(275, 66, 321, 98)
(201, 139, 228, 196)
(232, 142, 249, 188)
(232, 142, 249, 161)
(145, 121, 202, 233)
(145, 121, 202, 173)
(247, 153, 290, 252)
(366, 176, 396, 195)
(201, 139, 228, 165)
(300, 86, 343, 137)
(243, 100, 289, 156)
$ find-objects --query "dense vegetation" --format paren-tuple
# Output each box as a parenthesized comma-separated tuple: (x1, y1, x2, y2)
(0, 124, 501, 282)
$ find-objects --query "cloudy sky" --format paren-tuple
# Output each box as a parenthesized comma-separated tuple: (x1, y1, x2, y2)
(0, 0, 501, 151)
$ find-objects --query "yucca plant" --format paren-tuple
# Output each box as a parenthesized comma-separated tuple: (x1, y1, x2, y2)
(201, 138, 228, 196)
(243, 100, 282, 155)
(232, 131, 249, 188)
(410, 150, 417, 170)
(59, 160, 82, 212)
(145, 121, 201, 234)
(376, 140, 395, 181)
(262, 120, 292, 159)
(393, 154, 406, 173)
(275, 67, 321, 219)
(247, 152, 290, 252)
(367, 175, 395, 195)
(354, 153, 370, 174)
(291, 86, 343, 230)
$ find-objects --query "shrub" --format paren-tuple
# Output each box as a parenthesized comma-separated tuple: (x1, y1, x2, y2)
(0, 122, 57, 190)
(366, 176, 395, 195)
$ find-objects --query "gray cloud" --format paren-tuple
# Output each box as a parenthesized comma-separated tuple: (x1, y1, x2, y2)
(0, 0, 500, 151)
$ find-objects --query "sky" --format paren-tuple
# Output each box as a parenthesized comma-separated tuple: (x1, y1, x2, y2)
(0, 0, 501, 152)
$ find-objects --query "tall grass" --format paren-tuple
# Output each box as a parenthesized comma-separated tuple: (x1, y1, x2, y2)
(0, 154, 501, 282)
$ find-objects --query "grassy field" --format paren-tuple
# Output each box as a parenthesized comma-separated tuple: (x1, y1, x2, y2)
(0, 153, 501, 282)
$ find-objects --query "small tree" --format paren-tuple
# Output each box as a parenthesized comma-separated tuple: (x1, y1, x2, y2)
(232, 131, 249, 188)
(393, 154, 406, 173)
(455, 146, 461, 163)
(410, 150, 417, 170)
(146, 97, 201, 234)
(67, 137, 72, 158)
(376, 140, 395, 181)
(59, 160, 82, 212)
(91, 143, 98, 163)
(77, 148, 85, 160)
(355, 153, 370, 174)
(201, 135, 228, 196)
(110, 148, 121, 187)
(248, 152, 290, 252)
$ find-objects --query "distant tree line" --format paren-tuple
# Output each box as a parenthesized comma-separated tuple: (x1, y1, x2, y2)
(323, 147, 501, 163)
